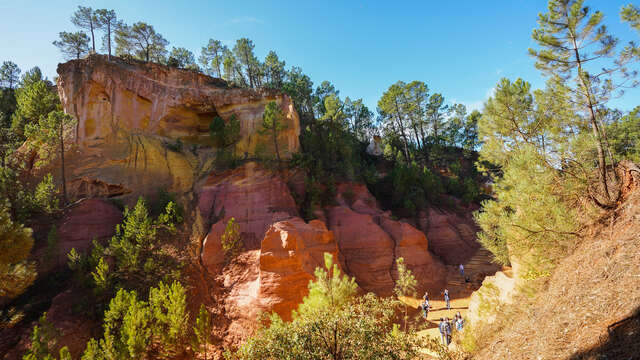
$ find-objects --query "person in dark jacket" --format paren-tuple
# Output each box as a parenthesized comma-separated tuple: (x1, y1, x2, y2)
(443, 289, 451, 310)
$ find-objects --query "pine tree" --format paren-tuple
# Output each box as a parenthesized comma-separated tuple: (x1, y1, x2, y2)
(22, 313, 59, 360)
(94, 9, 118, 59)
(0, 199, 36, 299)
(192, 304, 212, 360)
(167, 47, 198, 70)
(149, 281, 189, 357)
(221, 217, 242, 261)
(259, 101, 287, 165)
(263, 51, 286, 89)
(53, 31, 90, 60)
(199, 39, 227, 77)
(25, 110, 76, 204)
(115, 22, 168, 63)
(378, 81, 411, 163)
(529, 0, 639, 205)
(70, 6, 98, 53)
(394, 257, 417, 333)
(0, 61, 21, 89)
(10, 72, 58, 137)
(233, 38, 260, 88)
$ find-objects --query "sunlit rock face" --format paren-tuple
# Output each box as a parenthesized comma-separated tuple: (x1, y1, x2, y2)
(57, 54, 300, 155)
(55, 55, 300, 198)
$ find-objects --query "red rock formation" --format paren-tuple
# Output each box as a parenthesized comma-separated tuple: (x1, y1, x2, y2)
(259, 218, 339, 320)
(417, 207, 480, 265)
(56, 198, 122, 257)
(198, 162, 298, 252)
(379, 217, 447, 290)
(68, 177, 131, 200)
(220, 218, 339, 344)
(326, 183, 447, 295)
(327, 205, 396, 295)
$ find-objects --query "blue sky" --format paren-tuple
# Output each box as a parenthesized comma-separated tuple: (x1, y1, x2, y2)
(1, 0, 638, 112)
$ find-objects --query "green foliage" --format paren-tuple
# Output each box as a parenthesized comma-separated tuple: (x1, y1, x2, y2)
(11, 70, 58, 137)
(53, 31, 90, 60)
(199, 39, 227, 78)
(221, 217, 243, 262)
(232, 38, 261, 88)
(33, 174, 60, 214)
(528, 0, 639, 205)
(22, 313, 60, 360)
(259, 101, 287, 163)
(193, 304, 212, 360)
(0, 61, 21, 89)
(148, 281, 189, 357)
(371, 162, 444, 217)
(209, 115, 241, 149)
(476, 146, 579, 272)
(85, 197, 182, 297)
(70, 5, 98, 53)
(0, 199, 36, 299)
(82, 281, 189, 359)
(115, 22, 168, 63)
(394, 257, 417, 332)
(167, 47, 198, 70)
(91, 257, 112, 294)
(607, 106, 640, 162)
(233, 253, 423, 360)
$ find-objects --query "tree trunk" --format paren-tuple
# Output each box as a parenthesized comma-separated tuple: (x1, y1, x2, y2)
(570, 31, 611, 203)
(272, 124, 281, 167)
(107, 23, 111, 59)
(90, 23, 96, 53)
(60, 121, 68, 205)
(393, 99, 410, 163)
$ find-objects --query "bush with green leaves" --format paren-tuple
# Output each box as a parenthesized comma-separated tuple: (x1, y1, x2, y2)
(231, 253, 424, 360)
(192, 304, 212, 360)
(22, 313, 71, 360)
(0, 199, 36, 299)
(394, 257, 417, 332)
(221, 217, 243, 262)
(67, 197, 183, 309)
(80, 281, 189, 359)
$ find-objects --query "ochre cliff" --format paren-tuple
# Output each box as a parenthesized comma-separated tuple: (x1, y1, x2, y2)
(57, 55, 300, 155)
(54, 55, 300, 199)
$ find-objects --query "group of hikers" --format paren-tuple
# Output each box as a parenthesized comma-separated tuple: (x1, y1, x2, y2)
(438, 313, 464, 346)
(420, 282, 466, 346)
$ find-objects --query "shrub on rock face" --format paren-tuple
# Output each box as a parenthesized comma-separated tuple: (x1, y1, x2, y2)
(0, 199, 36, 299)
(221, 217, 243, 262)
(80, 281, 189, 359)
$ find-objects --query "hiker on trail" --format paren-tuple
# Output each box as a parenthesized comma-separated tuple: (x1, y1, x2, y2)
(459, 264, 465, 277)
(455, 313, 465, 331)
(443, 317, 452, 345)
(438, 318, 447, 345)
(443, 289, 450, 310)
(421, 292, 430, 319)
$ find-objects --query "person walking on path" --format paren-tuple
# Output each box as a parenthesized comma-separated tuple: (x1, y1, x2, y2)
(455, 312, 465, 331)
(444, 317, 452, 345)
(438, 318, 447, 345)
(459, 264, 465, 278)
(443, 289, 450, 310)
(421, 292, 430, 319)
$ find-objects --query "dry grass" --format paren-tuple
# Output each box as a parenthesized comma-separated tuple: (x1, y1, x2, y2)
(471, 188, 640, 360)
